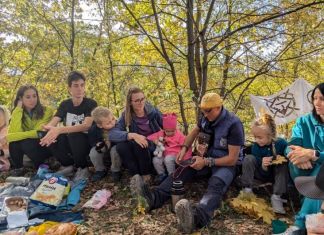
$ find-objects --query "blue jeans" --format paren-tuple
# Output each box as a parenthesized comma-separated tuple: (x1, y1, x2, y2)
(151, 165, 236, 227)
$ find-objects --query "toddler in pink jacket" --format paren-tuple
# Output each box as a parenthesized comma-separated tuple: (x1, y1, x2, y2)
(147, 113, 191, 181)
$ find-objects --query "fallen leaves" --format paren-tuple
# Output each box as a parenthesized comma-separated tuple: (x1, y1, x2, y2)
(271, 155, 288, 165)
(229, 191, 275, 224)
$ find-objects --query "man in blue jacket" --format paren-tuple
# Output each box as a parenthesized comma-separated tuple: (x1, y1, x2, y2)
(130, 92, 245, 233)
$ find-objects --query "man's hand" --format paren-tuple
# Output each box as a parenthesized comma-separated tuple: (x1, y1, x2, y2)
(176, 147, 187, 164)
(40, 126, 61, 146)
(190, 156, 205, 170)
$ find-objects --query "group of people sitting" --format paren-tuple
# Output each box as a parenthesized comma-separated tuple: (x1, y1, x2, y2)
(0, 70, 323, 234)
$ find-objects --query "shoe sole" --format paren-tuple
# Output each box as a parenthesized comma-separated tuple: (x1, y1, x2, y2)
(130, 174, 144, 197)
(175, 199, 194, 234)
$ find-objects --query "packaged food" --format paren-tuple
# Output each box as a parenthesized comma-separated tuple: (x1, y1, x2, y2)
(30, 174, 68, 207)
(3, 197, 28, 212)
(2, 196, 29, 228)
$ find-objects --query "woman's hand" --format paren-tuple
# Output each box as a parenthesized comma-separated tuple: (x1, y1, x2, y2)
(0, 136, 7, 147)
(288, 145, 315, 165)
(190, 156, 205, 170)
(39, 126, 60, 147)
(295, 161, 313, 170)
(129, 133, 148, 148)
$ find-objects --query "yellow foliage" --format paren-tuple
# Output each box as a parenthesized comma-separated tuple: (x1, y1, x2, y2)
(271, 155, 288, 165)
(229, 191, 275, 224)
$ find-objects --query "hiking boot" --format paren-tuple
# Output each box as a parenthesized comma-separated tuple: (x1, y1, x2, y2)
(130, 174, 154, 211)
(56, 165, 74, 177)
(271, 194, 286, 214)
(10, 168, 25, 177)
(111, 171, 121, 182)
(73, 167, 90, 182)
(91, 170, 107, 182)
(175, 199, 195, 233)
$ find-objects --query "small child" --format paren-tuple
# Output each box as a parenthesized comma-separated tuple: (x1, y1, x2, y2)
(0, 106, 10, 157)
(147, 113, 191, 182)
(89, 106, 121, 182)
(239, 113, 289, 214)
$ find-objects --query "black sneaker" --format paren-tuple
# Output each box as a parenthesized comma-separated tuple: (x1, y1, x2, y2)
(175, 199, 195, 233)
(91, 170, 107, 182)
(130, 174, 154, 211)
(10, 168, 25, 177)
(111, 171, 121, 182)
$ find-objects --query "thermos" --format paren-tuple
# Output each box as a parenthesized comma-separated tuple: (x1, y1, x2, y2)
(171, 180, 185, 212)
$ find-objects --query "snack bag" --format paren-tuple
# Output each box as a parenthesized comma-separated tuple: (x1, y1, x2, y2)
(30, 174, 68, 207)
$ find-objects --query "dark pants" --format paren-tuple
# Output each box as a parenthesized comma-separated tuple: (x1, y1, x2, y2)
(116, 141, 154, 176)
(49, 133, 90, 168)
(240, 154, 288, 195)
(151, 165, 236, 228)
(9, 139, 51, 169)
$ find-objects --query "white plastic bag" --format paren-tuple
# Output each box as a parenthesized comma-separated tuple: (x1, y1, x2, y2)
(82, 189, 111, 210)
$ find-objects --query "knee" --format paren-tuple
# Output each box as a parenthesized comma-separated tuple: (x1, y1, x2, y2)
(243, 154, 256, 165)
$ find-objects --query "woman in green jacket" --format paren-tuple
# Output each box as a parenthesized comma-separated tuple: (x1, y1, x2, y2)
(7, 84, 53, 176)
(286, 82, 324, 231)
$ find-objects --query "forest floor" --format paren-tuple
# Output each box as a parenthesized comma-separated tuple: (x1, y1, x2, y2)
(1, 168, 297, 235)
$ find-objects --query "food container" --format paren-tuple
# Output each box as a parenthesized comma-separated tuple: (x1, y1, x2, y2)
(2, 196, 29, 228)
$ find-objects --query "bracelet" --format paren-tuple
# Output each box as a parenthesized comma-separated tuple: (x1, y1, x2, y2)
(204, 157, 215, 167)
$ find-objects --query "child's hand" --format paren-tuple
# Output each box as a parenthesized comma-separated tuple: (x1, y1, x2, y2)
(262, 156, 273, 168)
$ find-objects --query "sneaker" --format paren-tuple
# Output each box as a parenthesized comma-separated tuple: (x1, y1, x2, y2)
(56, 165, 74, 177)
(91, 170, 107, 182)
(242, 187, 253, 194)
(10, 168, 25, 177)
(130, 174, 154, 211)
(175, 199, 195, 233)
(271, 194, 287, 214)
(111, 171, 121, 182)
(73, 167, 90, 182)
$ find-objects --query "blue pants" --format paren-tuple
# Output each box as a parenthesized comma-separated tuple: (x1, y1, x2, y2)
(289, 162, 322, 228)
(151, 165, 236, 227)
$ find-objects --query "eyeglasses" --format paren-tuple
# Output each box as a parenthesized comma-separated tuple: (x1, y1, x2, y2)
(201, 108, 213, 114)
(132, 97, 146, 104)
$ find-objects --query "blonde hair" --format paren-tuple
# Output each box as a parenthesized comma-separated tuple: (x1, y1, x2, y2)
(252, 113, 277, 155)
(0, 105, 10, 127)
(91, 106, 113, 124)
(125, 86, 144, 128)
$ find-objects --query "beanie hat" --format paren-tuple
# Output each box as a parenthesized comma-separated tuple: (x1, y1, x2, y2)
(163, 113, 177, 129)
(200, 93, 223, 109)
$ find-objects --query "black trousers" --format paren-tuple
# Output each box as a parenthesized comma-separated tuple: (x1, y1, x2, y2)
(48, 133, 90, 168)
(9, 138, 51, 169)
(116, 141, 154, 176)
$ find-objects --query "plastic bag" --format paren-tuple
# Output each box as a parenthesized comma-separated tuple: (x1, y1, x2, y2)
(27, 221, 58, 235)
(82, 189, 111, 210)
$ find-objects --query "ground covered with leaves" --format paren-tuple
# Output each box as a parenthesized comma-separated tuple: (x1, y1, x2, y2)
(78, 171, 296, 235)
(1, 168, 297, 235)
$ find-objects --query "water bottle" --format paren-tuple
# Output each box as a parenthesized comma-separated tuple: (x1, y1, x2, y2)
(171, 180, 185, 212)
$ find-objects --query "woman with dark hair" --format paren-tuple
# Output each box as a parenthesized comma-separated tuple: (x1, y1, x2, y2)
(109, 86, 163, 182)
(286, 82, 324, 231)
(6, 84, 53, 176)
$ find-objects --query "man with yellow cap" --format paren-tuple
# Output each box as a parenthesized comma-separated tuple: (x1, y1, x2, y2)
(130, 92, 245, 233)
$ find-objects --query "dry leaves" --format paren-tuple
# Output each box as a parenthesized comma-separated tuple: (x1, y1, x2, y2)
(229, 191, 275, 224)
(271, 155, 288, 165)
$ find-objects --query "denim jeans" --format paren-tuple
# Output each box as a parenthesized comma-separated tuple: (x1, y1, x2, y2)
(151, 165, 236, 227)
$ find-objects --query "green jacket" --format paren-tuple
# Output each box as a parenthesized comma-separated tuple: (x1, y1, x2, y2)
(7, 106, 53, 143)
(288, 113, 324, 163)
